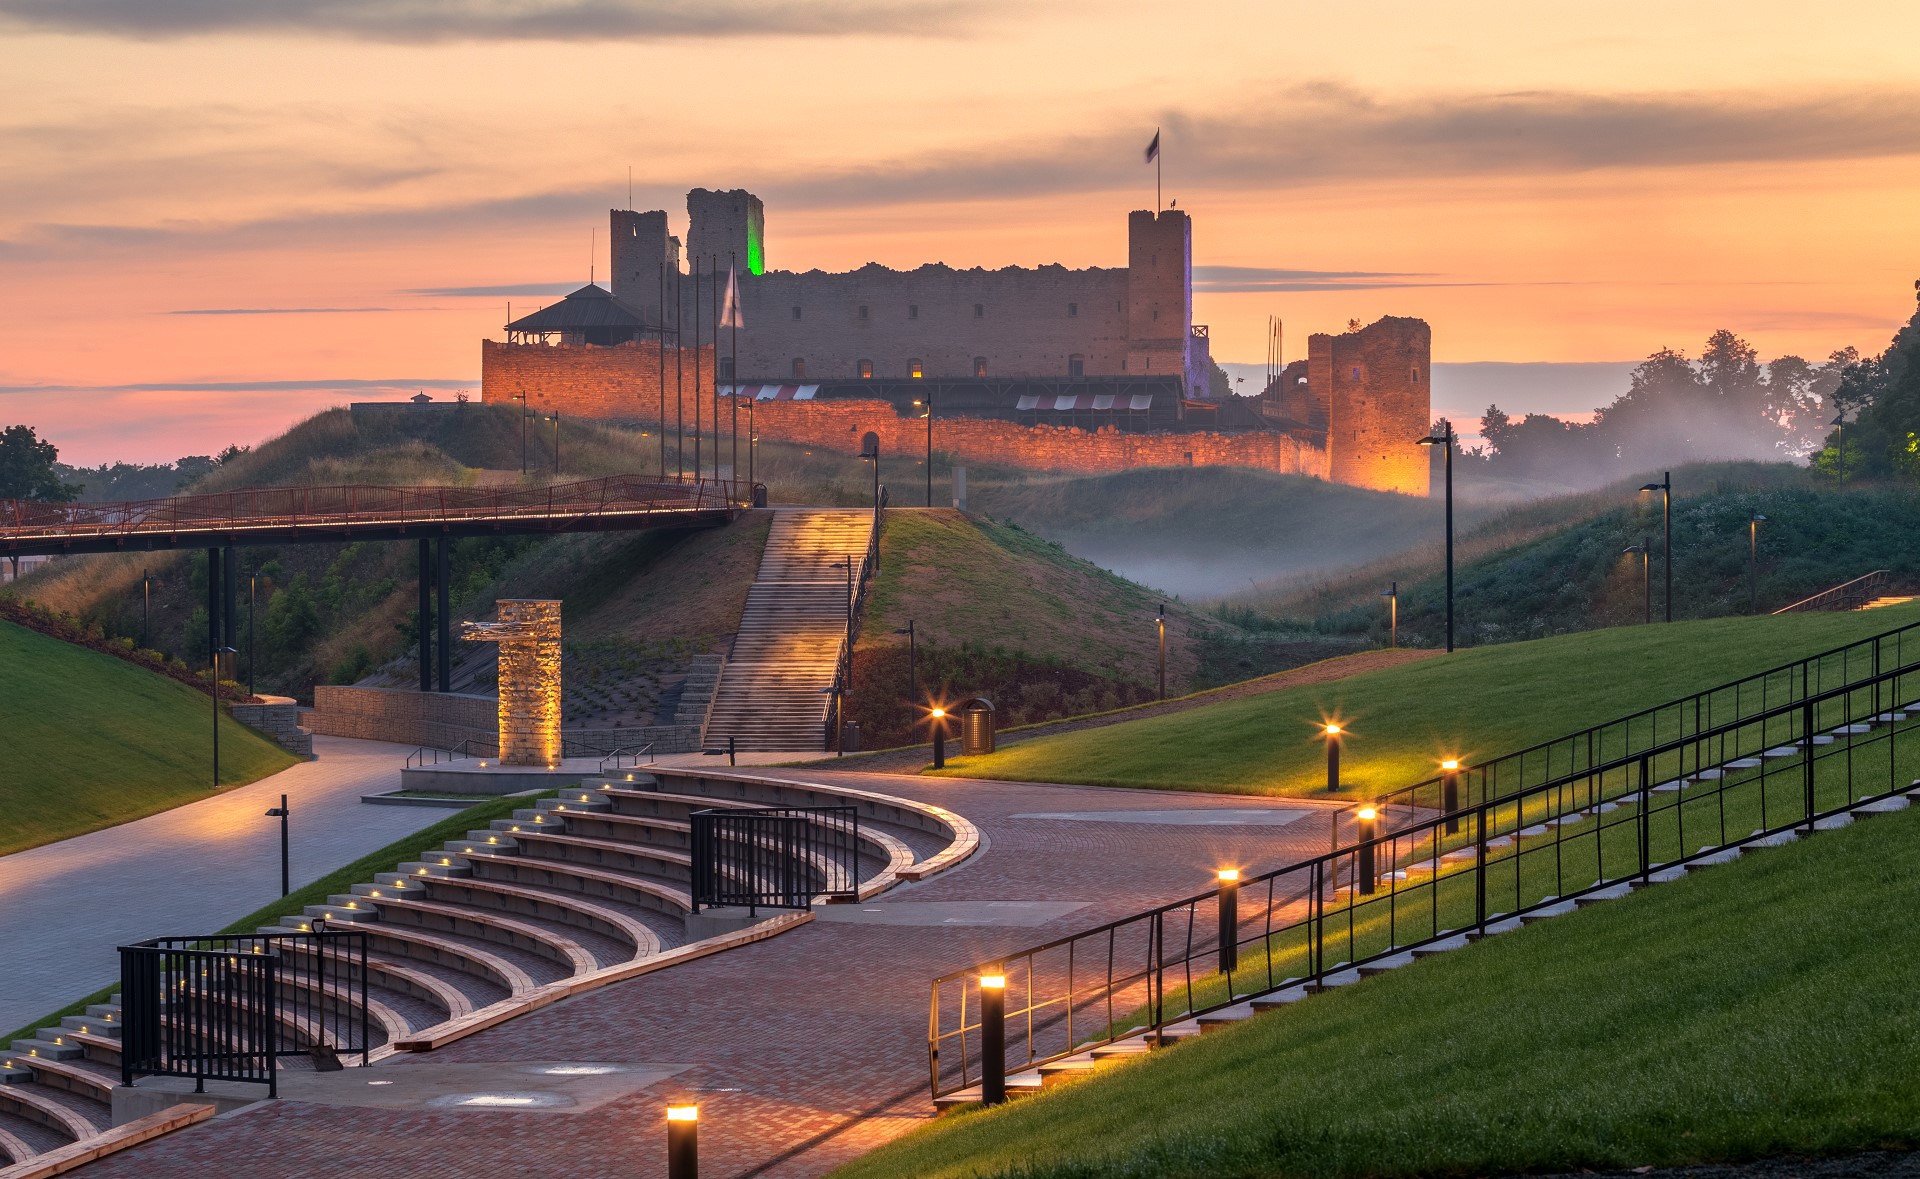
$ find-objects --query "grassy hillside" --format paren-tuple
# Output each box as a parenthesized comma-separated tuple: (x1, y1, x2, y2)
(934, 602, 1920, 796)
(834, 801, 1920, 1179)
(0, 620, 297, 855)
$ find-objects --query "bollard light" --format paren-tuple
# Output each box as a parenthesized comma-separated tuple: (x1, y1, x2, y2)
(1216, 869, 1240, 975)
(1441, 759, 1461, 835)
(666, 1104, 699, 1179)
(979, 972, 1007, 1105)
(930, 707, 948, 770)
(1323, 723, 1343, 793)
(1356, 805, 1379, 896)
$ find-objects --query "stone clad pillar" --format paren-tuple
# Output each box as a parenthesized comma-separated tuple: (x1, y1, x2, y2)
(462, 599, 562, 767)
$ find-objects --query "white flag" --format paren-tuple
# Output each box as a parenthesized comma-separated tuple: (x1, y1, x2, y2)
(720, 264, 744, 329)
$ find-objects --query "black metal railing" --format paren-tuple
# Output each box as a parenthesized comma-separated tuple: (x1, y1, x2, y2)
(405, 728, 679, 768)
(119, 930, 370, 1098)
(1343, 615, 1920, 835)
(929, 658, 1920, 1098)
(1773, 570, 1892, 614)
(599, 742, 656, 771)
(690, 805, 861, 912)
(825, 485, 888, 747)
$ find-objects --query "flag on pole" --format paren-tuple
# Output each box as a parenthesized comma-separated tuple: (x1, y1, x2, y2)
(1144, 130, 1160, 164)
(720, 263, 743, 329)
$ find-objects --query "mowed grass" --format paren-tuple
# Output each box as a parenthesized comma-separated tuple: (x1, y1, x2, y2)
(934, 602, 1920, 797)
(0, 620, 297, 855)
(835, 801, 1920, 1179)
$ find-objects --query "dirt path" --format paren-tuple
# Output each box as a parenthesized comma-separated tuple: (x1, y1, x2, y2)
(810, 647, 1442, 774)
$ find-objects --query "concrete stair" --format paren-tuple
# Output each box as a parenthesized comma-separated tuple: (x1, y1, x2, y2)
(672, 654, 726, 727)
(0, 1004, 122, 1165)
(705, 509, 876, 752)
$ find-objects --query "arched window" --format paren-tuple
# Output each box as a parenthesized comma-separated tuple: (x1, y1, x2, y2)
(858, 359, 873, 379)
(973, 356, 987, 377)
(909, 358, 924, 379)
(1068, 354, 1085, 377)
(792, 358, 806, 378)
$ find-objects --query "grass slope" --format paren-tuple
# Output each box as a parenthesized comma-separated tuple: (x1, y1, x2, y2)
(935, 602, 1920, 796)
(833, 802, 1920, 1179)
(0, 620, 297, 855)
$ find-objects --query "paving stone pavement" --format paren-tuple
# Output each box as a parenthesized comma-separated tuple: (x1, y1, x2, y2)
(0, 736, 454, 1034)
(77, 770, 1343, 1179)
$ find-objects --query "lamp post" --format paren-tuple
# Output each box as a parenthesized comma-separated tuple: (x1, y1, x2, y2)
(820, 681, 845, 756)
(142, 568, 152, 647)
(547, 412, 561, 475)
(913, 393, 934, 506)
(510, 392, 529, 475)
(831, 557, 855, 690)
(1749, 513, 1767, 612)
(930, 706, 947, 769)
(1380, 581, 1397, 648)
(859, 435, 881, 513)
(1414, 422, 1454, 652)
(1637, 473, 1671, 622)
(1830, 413, 1847, 485)
(665, 1104, 699, 1179)
(978, 972, 1007, 1106)
(212, 645, 236, 788)
(894, 620, 916, 698)
(1323, 722, 1343, 793)
(247, 571, 258, 697)
(1623, 540, 1651, 624)
(1216, 869, 1239, 974)
(263, 795, 290, 897)
(1355, 805, 1379, 896)
(1155, 602, 1166, 701)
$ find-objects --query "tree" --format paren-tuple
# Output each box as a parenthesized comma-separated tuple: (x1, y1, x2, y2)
(0, 425, 80, 501)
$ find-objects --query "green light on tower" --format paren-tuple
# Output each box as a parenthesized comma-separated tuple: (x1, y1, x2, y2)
(746, 217, 765, 276)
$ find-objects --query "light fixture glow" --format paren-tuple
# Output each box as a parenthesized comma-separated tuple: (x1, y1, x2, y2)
(1441, 759, 1459, 771)
(1324, 723, 1342, 735)
(1357, 806, 1378, 822)
(1217, 868, 1240, 882)
(979, 973, 1006, 989)
(667, 1105, 700, 1122)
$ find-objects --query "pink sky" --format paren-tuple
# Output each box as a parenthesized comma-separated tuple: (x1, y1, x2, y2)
(1, 1, 1916, 464)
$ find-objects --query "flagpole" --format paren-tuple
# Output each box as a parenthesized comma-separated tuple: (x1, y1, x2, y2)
(1157, 126, 1161, 212)
(730, 250, 739, 502)
(675, 256, 684, 480)
(658, 263, 666, 479)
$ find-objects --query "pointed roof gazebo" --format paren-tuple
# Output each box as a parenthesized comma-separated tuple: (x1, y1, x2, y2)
(504, 284, 667, 346)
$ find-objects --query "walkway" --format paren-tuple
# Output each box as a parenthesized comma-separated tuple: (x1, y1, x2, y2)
(0, 736, 452, 1035)
(73, 769, 1344, 1178)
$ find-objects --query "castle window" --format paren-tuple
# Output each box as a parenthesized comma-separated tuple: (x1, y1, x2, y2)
(792, 306, 802, 320)
(909, 304, 920, 319)
(792, 358, 807, 378)
(909, 358, 924, 379)
(1069, 354, 1085, 377)
(859, 305, 869, 320)
(1411, 365, 1420, 382)
(719, 357, 734, 380)
(1352, 367, 1362, 381)
(858, 359, 873, 379)
(974, 303, 984, 318)
(1068, 302, 1078, 317)
(973, 356, 987, 377)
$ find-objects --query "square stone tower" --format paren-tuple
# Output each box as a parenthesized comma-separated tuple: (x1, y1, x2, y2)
(687, 188, 766, 277)
(609, 208, 680, 325)
(1125, 209, 1193, 387)
(1315, 316, 1432, 495)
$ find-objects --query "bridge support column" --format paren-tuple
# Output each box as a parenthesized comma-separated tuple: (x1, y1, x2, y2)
(436, 537, 451, 691)
(223, 543, 237, 653)
(418, 538, 432, 692)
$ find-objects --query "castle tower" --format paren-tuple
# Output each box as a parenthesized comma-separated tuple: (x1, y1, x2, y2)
(609, 209, 680, 326)
(1125, 209, 1192, 387)
(686, 188, 766, 277)
(1316, 316, 1432, 495)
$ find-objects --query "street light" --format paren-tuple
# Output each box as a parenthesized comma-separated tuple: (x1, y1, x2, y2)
(1830, 413, 1847, 485)
(831, 558, 855, 691)
(212, 645, 236, 788)
(858, 434, 881, 514)
(1749, 513, 1768, 612)
(913, 394, 934, 507)
(247, 569, 258, 697)
(1622, 540, 1651, 625)
(1414, 422, 1455, 652)
(1155, 602, 1166, 701)
(142, 568, 153, 647)
(1380, 581, 1397, 649)
(1637, 473, 1671, 622)
(545, 412, 561, 475)
(510, 392, 530, 475)
(893, 620, 917, 698)
(263, 795, 290, 897)
(1323, 722, 1343, 793)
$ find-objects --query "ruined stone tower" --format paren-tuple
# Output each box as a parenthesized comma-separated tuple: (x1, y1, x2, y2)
(1313, 316, 1432, 495)
(609, 209, 679, 325)
(686, 188, 766, 276)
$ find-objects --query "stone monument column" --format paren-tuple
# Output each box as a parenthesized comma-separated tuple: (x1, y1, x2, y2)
(463, 599, 562, 767)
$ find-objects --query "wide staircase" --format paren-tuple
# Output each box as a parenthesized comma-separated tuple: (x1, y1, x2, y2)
(0, 768, 967, 1172)
(706, 509, 875, 752)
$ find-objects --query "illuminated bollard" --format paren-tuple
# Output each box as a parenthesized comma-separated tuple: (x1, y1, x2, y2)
(931, 707, 948, 770)
(1216, 869, 1239, 974)
(1324, 723, 1343, 793)
(1356, 806, 1379, 896)
(666, 1104, 698, 1179)
(979, 973, 1007, 1105)
(1442, 759, 1461, 835)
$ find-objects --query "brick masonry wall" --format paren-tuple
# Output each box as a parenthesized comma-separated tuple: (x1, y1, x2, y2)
(305, 685, 498, 748)
(229, 695, 313, 759)
(1320, 316, 1432, 496)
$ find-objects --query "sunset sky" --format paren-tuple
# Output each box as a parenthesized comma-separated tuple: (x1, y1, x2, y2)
(1, 0, 1917, 464)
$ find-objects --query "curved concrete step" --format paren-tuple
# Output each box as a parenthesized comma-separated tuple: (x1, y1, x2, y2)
(454, 854, 683, 937)
(0, 1120, 39, 1167)
(417, 872, 665, 958)
(5, 1055, 116, 1104)
(367, 894, 597, 976)
(354, 922, 539, 996)
(0, 1081, 99, 1143)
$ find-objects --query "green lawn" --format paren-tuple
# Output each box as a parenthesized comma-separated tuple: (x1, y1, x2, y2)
(836, 796, 1920, 1179)
(934, 603, 1920, 798)
(0, 620, 298, 855)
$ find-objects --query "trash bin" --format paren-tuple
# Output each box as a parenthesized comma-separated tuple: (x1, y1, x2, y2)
(840, 722, 861, 753)
(960, 698, 995, 756)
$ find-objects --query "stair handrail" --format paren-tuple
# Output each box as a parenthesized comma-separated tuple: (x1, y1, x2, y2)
(1772, 569, 1891, 614)
(927, 653, 1920, 1099)
(598, 742, 656, 772)
(696, 654, 726, 749)
(825, 488, 889, 748)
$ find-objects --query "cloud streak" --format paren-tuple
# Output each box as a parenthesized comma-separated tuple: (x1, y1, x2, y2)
(167, 306, 428, 315)
(0, 0, 985, 41)
(0, 378, 471, 395)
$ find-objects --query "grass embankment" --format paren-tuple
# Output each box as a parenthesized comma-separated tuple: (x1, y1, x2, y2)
(835, 795, 1920, 1179)
(0, 620, 296, 855)
(935, 602, 1920, 795)
(0, 791, 551, 1045)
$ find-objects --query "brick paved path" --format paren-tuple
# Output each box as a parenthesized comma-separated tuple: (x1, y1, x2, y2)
(0, 736, 451, 1034)
(78, 770, 1342, 1179)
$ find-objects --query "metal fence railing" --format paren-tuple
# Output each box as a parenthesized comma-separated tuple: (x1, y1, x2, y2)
(825, 486, 888, 749)
(1773, 569, 1892, 614)
(928, 657, 1920, 1098)
(690, 805, 860, 912)
(119, 930, 371, 1098)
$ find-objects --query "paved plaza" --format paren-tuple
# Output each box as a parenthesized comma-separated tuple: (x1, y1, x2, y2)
(0, 736, 450, 1034)
(75, 769, 1342, 1178)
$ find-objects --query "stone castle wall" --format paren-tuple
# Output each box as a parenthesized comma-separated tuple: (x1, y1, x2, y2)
(1317, 316, 1432, 496)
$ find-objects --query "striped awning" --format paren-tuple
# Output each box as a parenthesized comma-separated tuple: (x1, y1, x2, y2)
(718, 384, 818, 401)
(1014, 393, 1154, 412)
